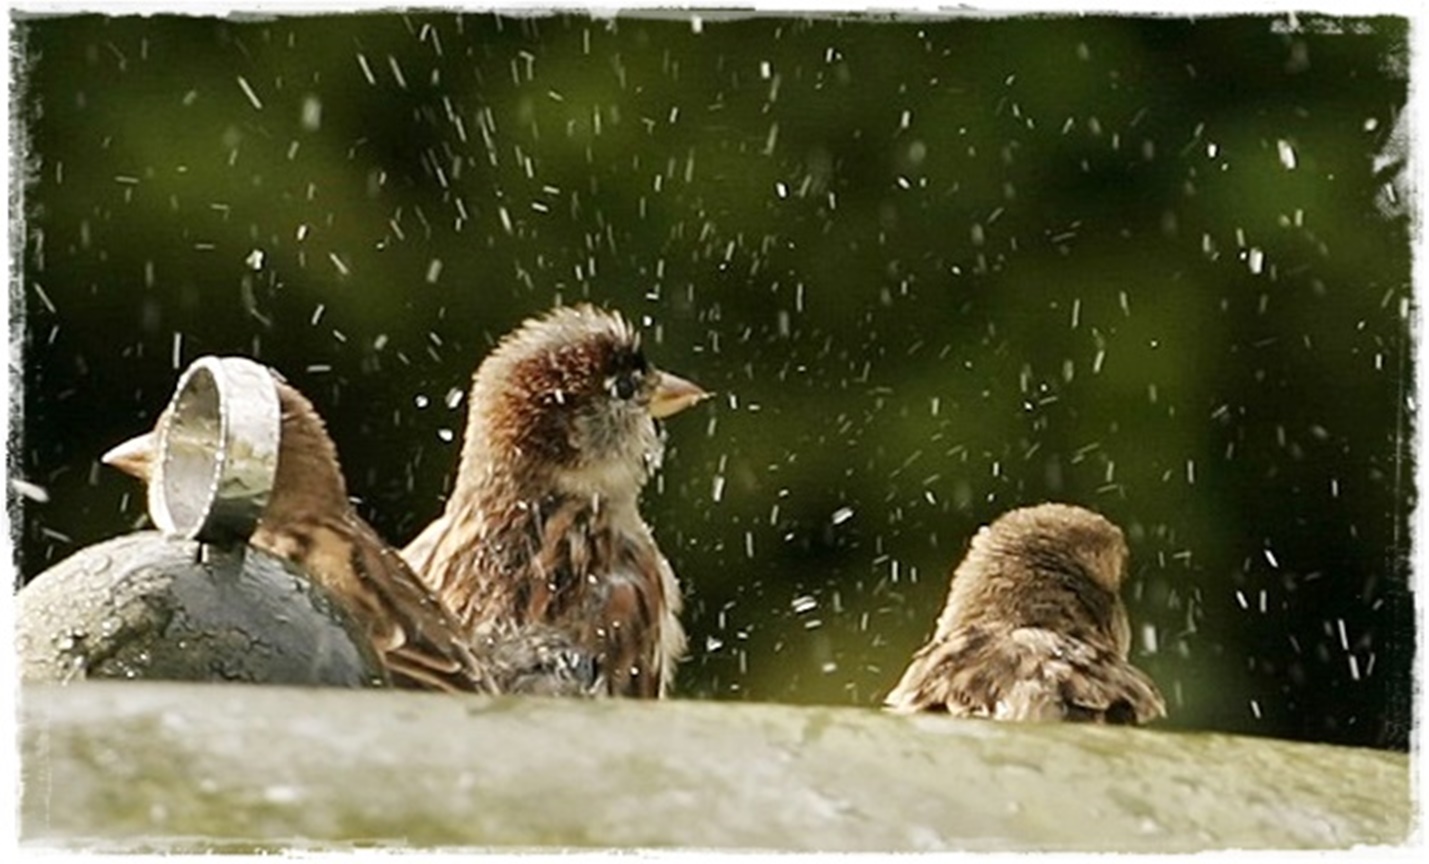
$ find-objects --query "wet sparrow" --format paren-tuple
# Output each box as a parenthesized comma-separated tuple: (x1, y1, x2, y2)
(884, 503, 1166, 724)
(102, 375, 591, 695)
(418, 304, 708, 698)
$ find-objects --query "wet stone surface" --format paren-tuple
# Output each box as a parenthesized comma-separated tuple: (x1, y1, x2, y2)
(15, 531, 385, 688)
(17, 681, 1412, 852)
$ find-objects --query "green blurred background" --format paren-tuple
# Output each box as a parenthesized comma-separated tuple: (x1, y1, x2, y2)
(10, 12, 1414, 749)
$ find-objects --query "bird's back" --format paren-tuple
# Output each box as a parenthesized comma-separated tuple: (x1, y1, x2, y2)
(884, 623, 1167, 724)
(255, 512, 497, 694)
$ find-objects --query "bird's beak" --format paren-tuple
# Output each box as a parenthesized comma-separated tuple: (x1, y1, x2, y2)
(101, 431, 157, 481)
(649, 371, 710, 419)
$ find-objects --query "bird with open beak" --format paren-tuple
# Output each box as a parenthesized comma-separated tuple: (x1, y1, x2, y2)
(102, 374, 593, 696)
(884, 503, 1166, 724)
(412, 304, 709, 698)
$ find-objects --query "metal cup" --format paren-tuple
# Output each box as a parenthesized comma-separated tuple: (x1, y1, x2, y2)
(149, 356, 281, 545)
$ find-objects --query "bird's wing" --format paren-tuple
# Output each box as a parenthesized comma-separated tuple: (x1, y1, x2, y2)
(338, 517, 497, 694)
(595, 564, 674, 698)
(369, 508, 604, 696)
(883, 624, 1166, 724)
(515, 503, 684, 699)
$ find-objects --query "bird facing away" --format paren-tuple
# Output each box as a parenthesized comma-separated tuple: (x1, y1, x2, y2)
(415, 304, 709, 698)
(103, 374, 593, 696)
(884, 503, 1166, 724)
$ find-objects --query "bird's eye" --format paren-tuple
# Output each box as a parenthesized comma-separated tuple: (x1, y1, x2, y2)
(610, 373, 639, 401)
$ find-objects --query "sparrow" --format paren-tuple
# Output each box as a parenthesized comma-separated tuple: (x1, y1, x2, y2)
(416, 304, 709, 698)
(884, 503, 1167, 724)
(102, 374, 593, 697)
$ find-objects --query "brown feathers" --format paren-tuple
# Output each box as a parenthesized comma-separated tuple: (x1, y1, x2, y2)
(417, 305, 705, 697)
(885, 503, 1166, 725)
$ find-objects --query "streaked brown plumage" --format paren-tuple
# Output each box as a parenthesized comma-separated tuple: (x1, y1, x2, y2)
(103, 374, 593, 696)
(416, 305, 708, 698)
(884, 503, 1166, 724)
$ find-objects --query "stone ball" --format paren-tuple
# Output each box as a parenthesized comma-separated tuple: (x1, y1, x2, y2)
(17, 531, 386, 688)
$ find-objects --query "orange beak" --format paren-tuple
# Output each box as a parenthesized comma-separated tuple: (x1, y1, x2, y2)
(101, 431, 158, 482)
(649, 371, 710, 419)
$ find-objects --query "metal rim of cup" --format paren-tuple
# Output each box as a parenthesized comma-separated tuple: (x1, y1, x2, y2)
(148, 356, 281, 544)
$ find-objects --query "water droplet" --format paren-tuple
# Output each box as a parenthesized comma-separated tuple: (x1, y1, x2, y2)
(1276, 139, 1297, 170)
